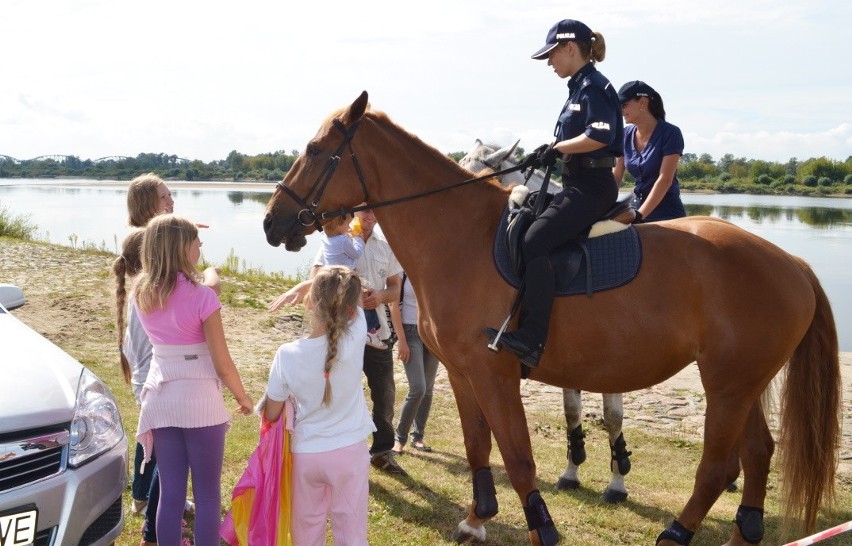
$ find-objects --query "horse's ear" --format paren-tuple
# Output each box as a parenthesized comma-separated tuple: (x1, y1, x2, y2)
(486, 142, 515, 165)
(508, 139, 520, 158)
(343, 91, 369, 124)
(475, 138, 484, 146)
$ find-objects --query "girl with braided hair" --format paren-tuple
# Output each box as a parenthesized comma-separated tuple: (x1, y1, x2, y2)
(264, 265, 376, 546)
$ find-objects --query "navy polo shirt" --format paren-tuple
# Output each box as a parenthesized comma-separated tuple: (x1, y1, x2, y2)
(553, 63, 623, 159)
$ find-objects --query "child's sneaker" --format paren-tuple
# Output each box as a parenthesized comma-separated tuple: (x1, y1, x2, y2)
(366, 330, 387, 350)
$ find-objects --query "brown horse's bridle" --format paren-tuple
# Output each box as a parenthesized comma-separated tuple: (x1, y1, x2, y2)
(275, 118, 369, 233)
(275, 117, 532, 230)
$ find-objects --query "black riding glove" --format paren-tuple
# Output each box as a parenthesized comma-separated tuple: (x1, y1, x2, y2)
(537, 144, 558, 169)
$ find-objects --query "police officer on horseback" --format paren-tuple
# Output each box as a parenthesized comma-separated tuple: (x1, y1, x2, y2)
(486, 19, 624, 367)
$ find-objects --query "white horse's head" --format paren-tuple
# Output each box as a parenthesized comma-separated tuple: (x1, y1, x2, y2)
(458, 139, 561, 194)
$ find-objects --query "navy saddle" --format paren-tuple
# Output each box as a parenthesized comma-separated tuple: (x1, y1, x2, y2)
(492, 197, 643, 297)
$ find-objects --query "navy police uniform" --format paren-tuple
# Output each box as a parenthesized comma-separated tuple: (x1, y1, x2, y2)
(487, 20, 623, 369)
(524, 62, 623, 262)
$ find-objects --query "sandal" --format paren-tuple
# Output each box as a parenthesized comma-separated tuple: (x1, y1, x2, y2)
(412, 441, 433, 452)
(392, 441, 405, 455)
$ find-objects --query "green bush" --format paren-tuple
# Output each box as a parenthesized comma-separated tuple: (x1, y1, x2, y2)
(782, 174, 796, 185)
(844, 174, 852, 184)
(719, 173, 732, 182)
(802, 175, 818, 187)
(0, 204, 37, 239)
(818, 177, 833, 187)
(756, 174, 772, 185)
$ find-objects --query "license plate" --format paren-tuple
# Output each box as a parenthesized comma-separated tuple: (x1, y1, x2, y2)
(0, 506, 38, 546)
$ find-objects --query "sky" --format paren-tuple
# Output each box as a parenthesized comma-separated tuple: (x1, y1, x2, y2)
(2, 0, 850, 165)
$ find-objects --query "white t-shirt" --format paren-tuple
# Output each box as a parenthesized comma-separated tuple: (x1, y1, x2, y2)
(266, 309, 376, 453)
(314, 225, 402, 340)
(401, 273, 418, 325)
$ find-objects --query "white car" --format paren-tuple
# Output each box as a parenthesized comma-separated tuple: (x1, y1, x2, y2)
(0, 286, 127, 546)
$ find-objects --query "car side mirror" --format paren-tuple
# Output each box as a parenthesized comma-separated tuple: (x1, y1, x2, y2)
(0, 284, 25, 310)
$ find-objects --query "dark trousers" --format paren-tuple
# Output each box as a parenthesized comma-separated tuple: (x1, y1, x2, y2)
(363, 344, 396, 455)
(133, 442, 159, 542)
(518, 170, 618, 347)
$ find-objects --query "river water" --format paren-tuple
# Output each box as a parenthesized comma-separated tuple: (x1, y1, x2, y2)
(2, 179, 850, 350)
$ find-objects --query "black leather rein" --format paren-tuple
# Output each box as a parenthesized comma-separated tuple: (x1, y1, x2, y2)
(275, 118, 530, 229)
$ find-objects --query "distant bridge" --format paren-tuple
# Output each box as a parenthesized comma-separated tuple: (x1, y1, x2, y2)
(0, 154, 192, 164)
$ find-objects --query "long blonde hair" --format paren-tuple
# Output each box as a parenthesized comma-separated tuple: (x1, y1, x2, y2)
(310, 265, 362, 405)
(135, 214, 199, 314)
(112, 228, 145, 383)
(127, 173, 167, 227)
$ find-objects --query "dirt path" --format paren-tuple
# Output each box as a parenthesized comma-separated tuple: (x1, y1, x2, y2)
(3, 236, 850, 479)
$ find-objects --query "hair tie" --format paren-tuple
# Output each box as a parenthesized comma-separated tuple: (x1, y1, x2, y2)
(324, 372, 330, 378)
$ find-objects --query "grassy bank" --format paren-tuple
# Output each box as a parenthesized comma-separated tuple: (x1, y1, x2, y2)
(3, 237, 851, 545)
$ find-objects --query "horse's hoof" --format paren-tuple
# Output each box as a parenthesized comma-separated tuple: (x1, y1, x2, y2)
(726, 480, 738, 493)
(555, 477, 580, 490)
(529, 525, 561, 546)
(451, 521, 486, 544)
(601, 488, 628, 504)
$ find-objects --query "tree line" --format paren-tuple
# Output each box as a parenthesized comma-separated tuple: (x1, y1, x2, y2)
(2, 149, 851, 196)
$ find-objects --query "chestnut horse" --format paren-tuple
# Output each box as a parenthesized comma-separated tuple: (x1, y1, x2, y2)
(263, 92, 840, 546)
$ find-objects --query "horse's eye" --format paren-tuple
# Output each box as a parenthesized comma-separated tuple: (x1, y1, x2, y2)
(306, 144, 322, 158)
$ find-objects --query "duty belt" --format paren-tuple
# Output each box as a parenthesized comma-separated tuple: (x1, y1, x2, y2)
(576, 156, 616, 169)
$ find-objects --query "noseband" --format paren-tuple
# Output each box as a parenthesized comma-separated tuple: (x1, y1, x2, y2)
(275, 118, 369, 232)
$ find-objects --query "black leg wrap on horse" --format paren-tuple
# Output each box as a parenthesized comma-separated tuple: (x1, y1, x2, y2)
(567, 424, 587, 466)
(523, 490, 559, 546)
(610, 432, 632, 476)
(735, 505, 765, 544)
(473, 467, 498, 519)
(656, 520, 694, 545)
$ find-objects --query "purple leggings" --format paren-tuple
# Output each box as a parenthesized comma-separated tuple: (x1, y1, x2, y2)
(152, 424, 228, 546)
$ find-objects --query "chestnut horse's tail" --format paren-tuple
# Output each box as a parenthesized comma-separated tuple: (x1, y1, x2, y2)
(778, 258, 841, 534)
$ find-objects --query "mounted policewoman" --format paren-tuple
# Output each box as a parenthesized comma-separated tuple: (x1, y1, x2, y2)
(485, 19, 625, 368)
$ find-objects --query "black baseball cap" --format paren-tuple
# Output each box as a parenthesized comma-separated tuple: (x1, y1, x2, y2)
(617, 80, 656, 104)
(531, 19, 593, 60)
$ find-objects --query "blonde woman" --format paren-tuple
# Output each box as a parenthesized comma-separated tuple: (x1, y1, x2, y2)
(264, 266, 376, 546)
(134, 214, 252, 545)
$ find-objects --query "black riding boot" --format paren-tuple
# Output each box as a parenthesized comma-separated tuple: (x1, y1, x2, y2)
(486, 256, 555, 367)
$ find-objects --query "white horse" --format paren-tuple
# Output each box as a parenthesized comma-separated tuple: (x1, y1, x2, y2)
(459, 139, 631, 503)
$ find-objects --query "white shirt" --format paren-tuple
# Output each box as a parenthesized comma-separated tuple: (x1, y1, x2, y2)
(401, 273, 418, 325)
(314, 225, 402, 340)
(266, 309, 376, 453)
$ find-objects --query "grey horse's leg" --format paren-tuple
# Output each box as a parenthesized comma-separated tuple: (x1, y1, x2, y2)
(555, 389, 585, 490)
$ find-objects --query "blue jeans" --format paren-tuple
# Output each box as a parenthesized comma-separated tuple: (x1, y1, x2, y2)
(365, 308, 380, 332)
(133, 441, 159, 543)
(132, 441, 156, 501)
(363, 344, 396, 455)
(395, 324, 439, 445)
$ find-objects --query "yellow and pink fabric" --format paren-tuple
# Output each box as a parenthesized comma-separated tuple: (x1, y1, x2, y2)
(221, 401, 294, 546)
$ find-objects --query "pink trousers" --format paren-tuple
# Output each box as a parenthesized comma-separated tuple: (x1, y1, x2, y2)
(291, 441, 370, 546)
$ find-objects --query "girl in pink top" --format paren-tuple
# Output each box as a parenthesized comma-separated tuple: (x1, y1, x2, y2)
(134, 214, 253, 546)
(264, 265, 375, 546)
